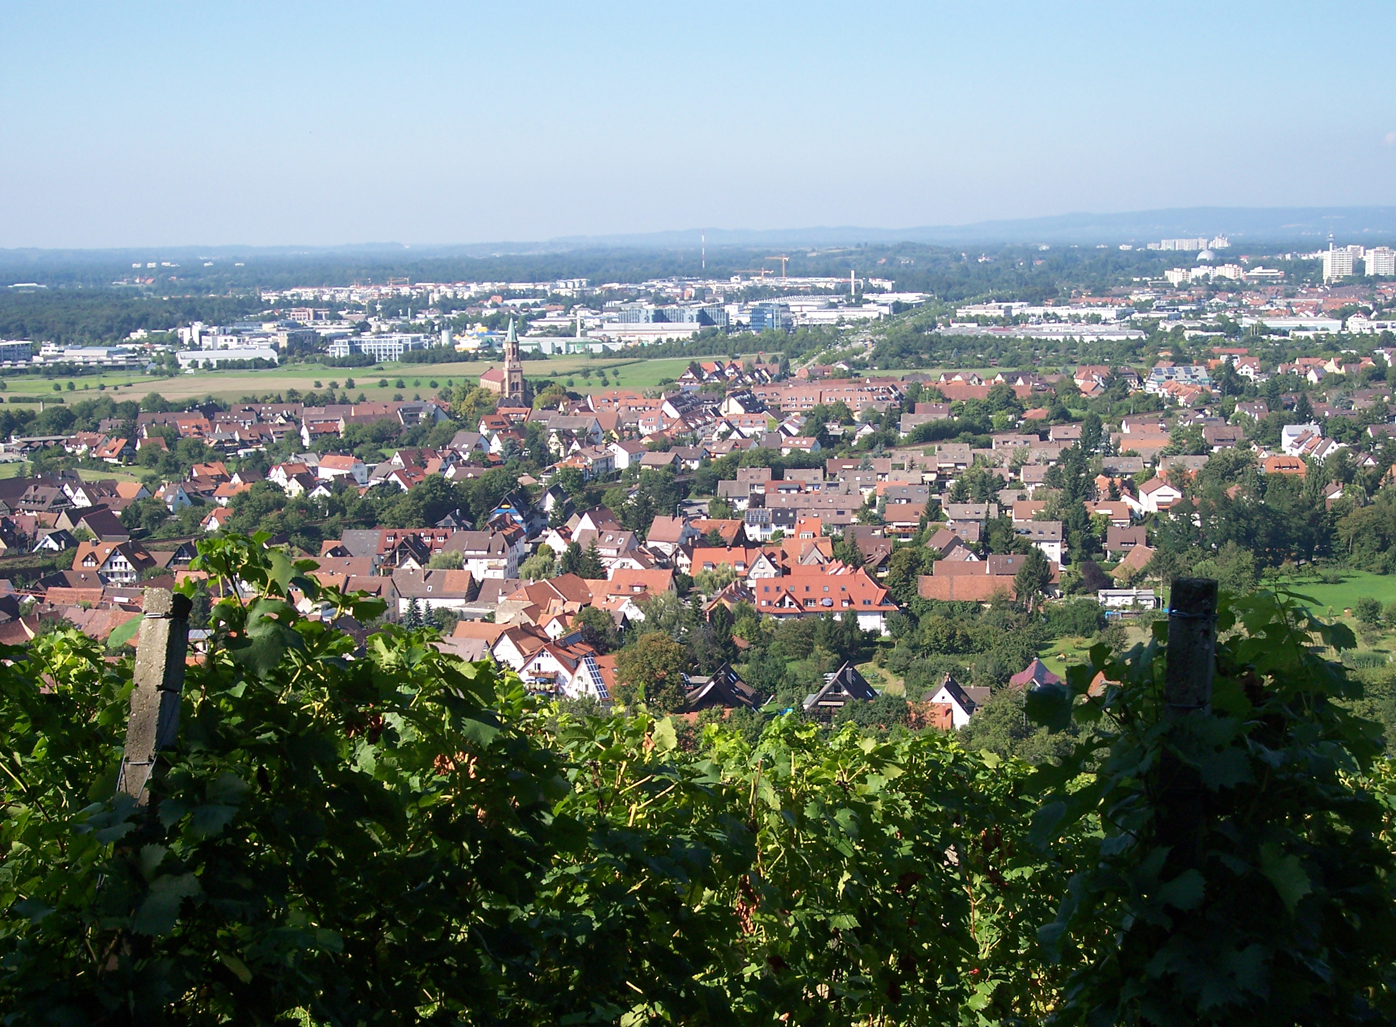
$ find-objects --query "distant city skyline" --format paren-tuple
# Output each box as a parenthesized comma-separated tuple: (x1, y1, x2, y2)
(3, 1, 1395, 249)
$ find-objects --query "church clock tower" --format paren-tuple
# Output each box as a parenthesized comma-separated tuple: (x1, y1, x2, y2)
(503, 317, 527, 403)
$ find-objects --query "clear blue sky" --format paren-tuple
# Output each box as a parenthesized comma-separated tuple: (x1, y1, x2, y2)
(3, 1, 1394, 248)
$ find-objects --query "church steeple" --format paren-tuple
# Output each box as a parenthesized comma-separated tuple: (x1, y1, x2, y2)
(503, 317, 527, 403)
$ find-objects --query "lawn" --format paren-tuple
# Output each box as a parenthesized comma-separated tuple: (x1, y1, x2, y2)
(1038, 622, 1154, 680)
(1038, 637, 1097, 681)
(0, 462, 23, 479)
(76, 466, 146, 483)
(1264, 570, 1396, 617)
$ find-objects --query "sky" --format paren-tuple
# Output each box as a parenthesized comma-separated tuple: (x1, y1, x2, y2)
(3, 1, 1395, 248)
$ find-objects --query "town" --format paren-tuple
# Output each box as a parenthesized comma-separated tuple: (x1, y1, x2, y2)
(10, 4, 1396, 1020)
(2, 233, 1396, 748)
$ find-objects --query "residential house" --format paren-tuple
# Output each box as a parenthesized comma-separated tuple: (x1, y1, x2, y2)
(71, 541, 156, 585)
(682, 662, 759, 711)
(317, 454, 368, 486)
(390, 568, 476, 618)
(926, 673, 990, 729)
(442, 530, 522, 579)
(1124, 478, 1184, 515)
(518, 641, 611, 701)
(749, 565, 898, 633)
(802, 662, 878, 721)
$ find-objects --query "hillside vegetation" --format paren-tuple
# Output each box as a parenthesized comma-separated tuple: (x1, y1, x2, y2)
(1, 536, 1395, 1025)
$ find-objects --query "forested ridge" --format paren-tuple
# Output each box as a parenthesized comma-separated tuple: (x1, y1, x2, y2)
(2, 536, 1395, 1025)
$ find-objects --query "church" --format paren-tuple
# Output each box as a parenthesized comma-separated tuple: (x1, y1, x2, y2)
(478, 318, 530, 404)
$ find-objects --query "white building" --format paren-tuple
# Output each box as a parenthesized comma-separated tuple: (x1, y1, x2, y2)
(1280, 423, 1319, 456)
(1148, 237, 1210, 252)
(316, 455, 367, 485)
(1365, 247, 1396, 278)
(327, 333, 437, 362)
(1016, 520, 1064, 564)
(1123, 478, 1183, 516)
(176, 347, 278, 369)
(1323, 243, 1356, 282)
(34, 344, 144, 369)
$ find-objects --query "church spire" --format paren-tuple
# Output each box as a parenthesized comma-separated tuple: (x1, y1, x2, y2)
(503, 317, 526, 402)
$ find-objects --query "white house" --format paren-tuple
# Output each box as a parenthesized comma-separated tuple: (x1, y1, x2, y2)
(1123, 478, 1183, 516)
(608, 439, 648, 470)
(517, 642, 611, 701)
(156, 483, 191, 512)
(927, 673, 991, 729)
(316, 454, 368, 485)
(1281, 423, 1323, 457)
(1016, 520, 1064, 563)
(445, 530, 522, 580)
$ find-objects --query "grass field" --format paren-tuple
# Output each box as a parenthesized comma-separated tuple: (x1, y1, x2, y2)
(0, 355, 1032, 407)
(1038, 622, 1155, 680)
(1265, 570, 1396, 616)
(0, 352, 737, 405)
(75, 466, 145, 483)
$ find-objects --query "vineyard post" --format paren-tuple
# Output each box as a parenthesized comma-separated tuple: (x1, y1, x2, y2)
(1157, 577, 1218, 849)
(116, 587, 192, 805)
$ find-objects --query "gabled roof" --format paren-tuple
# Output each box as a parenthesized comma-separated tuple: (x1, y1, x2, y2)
(319, 454, 363, 471)
(682, 661, 758, 711)
(930, 673, 991, 716)
(802, 661, 877, 711)
(390, 568, 476, 599)
(1008, 658, 1062, 690)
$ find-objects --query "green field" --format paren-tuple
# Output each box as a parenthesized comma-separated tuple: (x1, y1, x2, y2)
(1266, 570, 1396, 616)
(0, 352, 735, 405)
(1, 353, 1008, 407)
(75, 466, 145, 483)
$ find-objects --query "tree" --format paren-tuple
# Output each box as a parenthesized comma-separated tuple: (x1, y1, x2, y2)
(520, 544, 556, 580)
(1191, 541, 1259, 597)
(883, 546, 932, 607)
(832, 538, 865, 569)
(557, 542, 581, 576)
(404, 596, 423, 628)
(958, 688, 1075, 763)
(614, 631, 688, 710)
(575, 605, 620, 654)
(1013, 546, 1053, 613)
(575, 539, 604, 580)
(1355, 595, 1383, 627)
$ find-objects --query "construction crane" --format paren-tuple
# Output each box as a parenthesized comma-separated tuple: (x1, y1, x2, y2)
(766, 255, 790, 282)
(732, 267, 774, 281)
